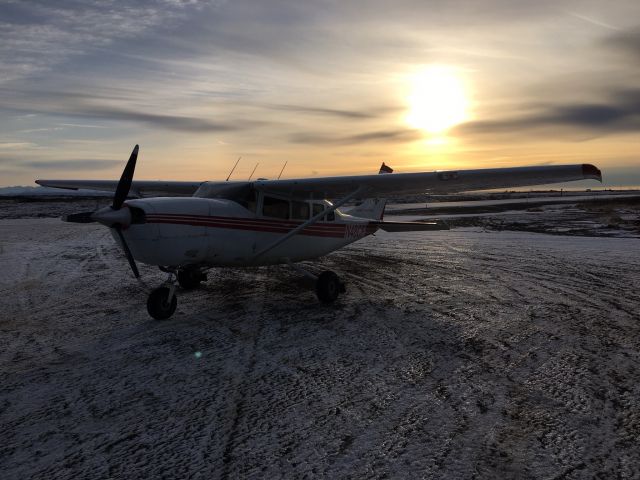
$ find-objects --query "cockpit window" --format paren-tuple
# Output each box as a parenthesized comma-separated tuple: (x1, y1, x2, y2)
(292, 201, 310, 220)
(262, 196, 290, 219)
(237, 190, 258, 213)
(326, 211, 335, 222)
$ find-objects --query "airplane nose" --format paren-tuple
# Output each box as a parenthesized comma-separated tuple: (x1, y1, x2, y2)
(91, 205, 132, 228)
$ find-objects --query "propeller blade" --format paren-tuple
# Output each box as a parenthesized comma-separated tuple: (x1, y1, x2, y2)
(115, 226, 140, 278)
(113, 144, 139, 210)
(62, 211, 96, 223)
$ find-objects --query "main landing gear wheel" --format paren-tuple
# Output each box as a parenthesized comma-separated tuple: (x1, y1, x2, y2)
(315, 271, 345, 304)
(147, 286, 177, 320)
(177, 269, 206, 290)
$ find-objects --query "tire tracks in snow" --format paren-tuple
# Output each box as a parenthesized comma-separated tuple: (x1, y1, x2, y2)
(220, 272, 268, 479)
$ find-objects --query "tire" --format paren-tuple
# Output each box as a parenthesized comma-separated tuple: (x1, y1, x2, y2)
(316, 271, 342, 304)
(178, 269, 205, 290)
(147, 287, 177, 320)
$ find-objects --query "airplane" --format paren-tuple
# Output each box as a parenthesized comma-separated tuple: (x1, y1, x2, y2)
(36, 145, 602, 320)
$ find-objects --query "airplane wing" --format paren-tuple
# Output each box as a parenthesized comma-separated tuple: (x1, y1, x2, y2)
(34, 179, 202, 197)
(36, 164, 602, 198)
(254, 164, 602, 197)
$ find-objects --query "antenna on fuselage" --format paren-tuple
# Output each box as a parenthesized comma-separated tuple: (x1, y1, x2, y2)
(248, 162, 259, 181)
(277, 160, 288, 180)
(226, 156, 241, 181)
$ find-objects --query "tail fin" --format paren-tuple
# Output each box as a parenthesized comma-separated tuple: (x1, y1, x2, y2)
(348, 198, 387, 220)
(379, 162, 393, 174)
(347, 162, 392, 220)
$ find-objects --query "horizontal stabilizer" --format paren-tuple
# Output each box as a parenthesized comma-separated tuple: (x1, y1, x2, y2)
(373, 220, 449, 232)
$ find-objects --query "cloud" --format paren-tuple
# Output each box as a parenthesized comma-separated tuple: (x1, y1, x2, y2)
(604, 26, 640, 60)
(1, 87, 391, 133)
(56, 104, 240, 133)
(24, 159, 123, 170)
(457, 89, 640, 137)
(0, 1, 223, 83)
(290, 128, 421, 145)
(0, 88, 243, 133)
(0, 153, 122, 172)
(266, 104, 381, 120)
(0, 142, 38, 149)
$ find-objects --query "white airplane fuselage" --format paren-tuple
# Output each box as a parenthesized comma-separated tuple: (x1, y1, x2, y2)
(116, 197, 377, 268)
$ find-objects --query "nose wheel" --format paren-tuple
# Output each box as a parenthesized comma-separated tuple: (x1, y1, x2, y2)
(147, 270, 179, 320)
(147, 286, 177, 320)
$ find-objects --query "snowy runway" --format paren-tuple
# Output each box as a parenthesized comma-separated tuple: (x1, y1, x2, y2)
(1, 219, 639, 478)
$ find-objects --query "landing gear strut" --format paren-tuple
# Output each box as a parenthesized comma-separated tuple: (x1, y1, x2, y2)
(147, 271, 178, 320)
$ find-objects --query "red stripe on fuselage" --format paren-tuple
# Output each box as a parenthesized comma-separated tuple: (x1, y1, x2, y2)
(145, 213, 376, 238)
(147, 215, 343, 231)
(146, 214, 345, 231)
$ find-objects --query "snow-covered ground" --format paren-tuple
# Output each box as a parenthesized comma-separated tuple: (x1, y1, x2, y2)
(386, 198, 640, 239)
(1, 217, 639, 479)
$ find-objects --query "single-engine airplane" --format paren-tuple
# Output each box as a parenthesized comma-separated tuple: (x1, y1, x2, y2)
(36, 145, 602, 319)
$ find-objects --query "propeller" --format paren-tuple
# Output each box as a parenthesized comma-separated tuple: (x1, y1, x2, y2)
(62, 145, 141, 278)
(113, 144, 138, 210)
(114, 226, 140, 278)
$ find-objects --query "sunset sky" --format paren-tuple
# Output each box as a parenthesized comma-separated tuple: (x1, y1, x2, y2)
(1, 0, 639, 188)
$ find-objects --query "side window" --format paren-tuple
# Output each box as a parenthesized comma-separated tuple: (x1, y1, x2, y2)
(262, 196, 290, 219)
(313, 202, 334, 221)
(291, 201, 310, 220)
(312, 203, 324, 217)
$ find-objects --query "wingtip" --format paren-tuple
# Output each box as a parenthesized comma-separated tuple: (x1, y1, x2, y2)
(582, 164, 602, 182)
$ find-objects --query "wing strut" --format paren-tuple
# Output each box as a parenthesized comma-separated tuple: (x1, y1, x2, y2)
(252, 187, 365, 262)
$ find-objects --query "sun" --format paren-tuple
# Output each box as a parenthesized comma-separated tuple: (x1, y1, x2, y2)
(405, 66, 469, 134)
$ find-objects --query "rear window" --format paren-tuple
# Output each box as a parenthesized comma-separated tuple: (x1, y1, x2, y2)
(313, 203, 334, 221)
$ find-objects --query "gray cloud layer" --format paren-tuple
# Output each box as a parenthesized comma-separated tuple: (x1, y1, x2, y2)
(605, 27, 640, 60)
(290, 128, 422, 145)
(0, 153, 122, 172)
(0, 88, 243, 133)
(0, 0, 220, 83)
(458, 89, 640, 137)
(24, 159, 122, 170)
